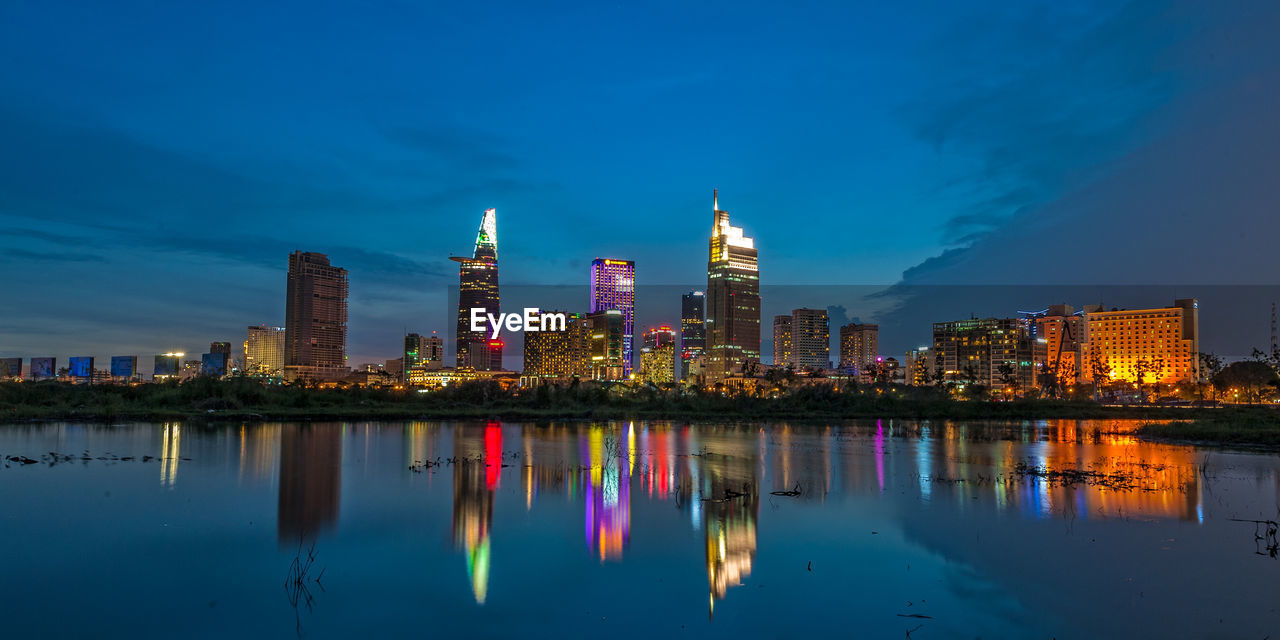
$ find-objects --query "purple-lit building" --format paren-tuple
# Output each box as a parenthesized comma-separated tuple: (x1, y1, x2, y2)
(589, 258, 635, 377)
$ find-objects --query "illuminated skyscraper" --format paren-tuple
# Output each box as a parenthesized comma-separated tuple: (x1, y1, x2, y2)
(589, 258, 635, 377)
(522, 311, 588, 384)
(284, 251, 349, 381)
(680, 291, 706, 381)
(1079, 299, 1199, 385)
(932, 317, 1034, 393)
(838, 323, 878, 377)
(404, 332, 443, 370)
(587, 309, 626, 381)
(705, 190, 760, 382)
(453, 208, 501, 370)
(789, 308, 829, 370)
(245, 325, 285, 376)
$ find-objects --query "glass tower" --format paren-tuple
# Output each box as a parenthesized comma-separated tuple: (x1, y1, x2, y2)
(705, 190, 760, 382)
(589, 258, 635, 377)
(453, 208, 501, 370)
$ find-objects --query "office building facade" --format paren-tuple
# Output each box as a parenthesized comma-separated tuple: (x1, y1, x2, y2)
(454, 208, 501, 370)
(705, 190, 760, 382)
(245, 325, 285, 376)
(589, 258, 636, 377)
(284, 251, 349, 381)
(680, 291, 706, 381)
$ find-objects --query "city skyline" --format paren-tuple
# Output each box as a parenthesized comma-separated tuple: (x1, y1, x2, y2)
(5, 1, 1280, 365)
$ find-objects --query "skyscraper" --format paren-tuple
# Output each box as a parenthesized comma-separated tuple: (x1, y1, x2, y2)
(589, 258, 635, 377)
(838, 323, 878, 377)
(789, 308, 829, 370)
(245, 325, 285, 376)
(587, 309, 626, 381)
(521, 311, 588, 385)
(772, 315, 792, 367)
(453, 208, 501, 370)
(706, 190, 760, 382)
(284, 251, 349, 381)
(680, 291, 706, 381)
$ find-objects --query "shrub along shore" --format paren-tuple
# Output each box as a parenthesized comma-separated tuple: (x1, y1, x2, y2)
(1, 378, 1276, 446)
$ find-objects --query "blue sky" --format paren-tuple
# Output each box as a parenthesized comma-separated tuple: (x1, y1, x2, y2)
(2, 0, 1278, 364)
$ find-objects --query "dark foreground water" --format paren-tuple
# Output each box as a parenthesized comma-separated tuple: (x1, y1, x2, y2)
(1, 420, 1277, 639)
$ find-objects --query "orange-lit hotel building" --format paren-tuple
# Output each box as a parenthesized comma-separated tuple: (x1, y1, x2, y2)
(1078, 298, 1200, 385)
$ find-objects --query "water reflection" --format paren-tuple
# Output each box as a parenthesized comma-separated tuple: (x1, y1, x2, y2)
(278, 424, 342, 544)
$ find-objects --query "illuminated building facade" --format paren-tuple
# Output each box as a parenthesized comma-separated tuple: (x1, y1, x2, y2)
(1079, 299, 1199, 385)
(680, 291, 706, 381)
(772, 315, 792, 366)
(284, 251, 349, 381)
(404, 332, 443, 371)
(839, 323, 878, 378)
(1026, 304, 1085, 388)
(931, 317, 1034, 393)
(706, 191, 760, 382)
(589, 258, 635, 377)
(521, 311, 588, 384)
(904, 347, 931, 386)
(453, 208, 500, 370)
(587, 309, 626, 381)
(244, 325, 285, 376)
(789, 308, 829, 370)
(639, 326, 676, 384)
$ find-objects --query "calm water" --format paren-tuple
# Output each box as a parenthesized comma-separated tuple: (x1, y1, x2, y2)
(1, 420, 1277, 638)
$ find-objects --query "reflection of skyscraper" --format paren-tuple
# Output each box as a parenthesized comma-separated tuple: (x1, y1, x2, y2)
(582, 427, 631, 561)
(452, 423, 502, 604)
(453, 209, 501, 370)
(681, 291, 706, 381)
(699, 439, 758, 619)
(278, 424, 343, 544)
(589, 258, 636, 377)
(706, 190, 760, 382)
(284, 251, 350, 381)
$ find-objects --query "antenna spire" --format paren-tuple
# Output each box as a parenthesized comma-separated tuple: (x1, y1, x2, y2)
(713, 188, 718, 212)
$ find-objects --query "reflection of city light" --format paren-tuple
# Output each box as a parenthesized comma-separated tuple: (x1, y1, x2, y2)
(160, 423, 180, 488)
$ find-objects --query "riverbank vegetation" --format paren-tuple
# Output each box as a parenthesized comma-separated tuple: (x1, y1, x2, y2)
(1, 377, 1274, 426)
(1137, 413, 1280, 446)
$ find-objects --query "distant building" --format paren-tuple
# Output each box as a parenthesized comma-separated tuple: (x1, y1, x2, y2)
(772, 315, 792, 367)
(1025, 305, 1085, 389)
(522, 311, 588, 385)
(385, 358, 403, 380)
(202, 352, 229, 377)
(1079, 299, 1200, 385)
(904, 347, 931, 386)
(639, 326, 677, 384)
(404, 332, 444, 370)
(589, 258, 636, 377)
(705, 190, 760, 382)
(153, 353, 182, 380)
(587, 309, 626, 381)
(245, 325, 285, 376)
(789, 309, 829, 370)
(680, 291, 706, 381)
(284, 251, 349, 381)
(110, 355, 138, 380)
(839, 323, 879, 379)
(0, 357, 21, 380)
(453, 208, 500, 370)
(932, 317, 1034, 393)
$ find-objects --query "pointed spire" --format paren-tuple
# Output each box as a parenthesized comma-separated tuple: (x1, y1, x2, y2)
(713, 188, 718, 212)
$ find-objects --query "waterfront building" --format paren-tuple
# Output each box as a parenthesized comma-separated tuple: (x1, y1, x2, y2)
(589, 258, 636, 377)
(245, 325, 285, 376)
(521, 311, 588, 385)
(904, 347, 931, 386)
(1024, 305, 1085, 390)
(587, 309, 626, 381)
(705, 190, 760, 382)
(772, 315, 792, 367)
(639, 326, 677, 384)
(931, 317, 1035, 394)
(790, 308, 829, 370)
(839, 323, 879, 379)
(453, 208, 501, 370)
(284, 251, 349, 381)
(680, 291, 706, 381)
(1079, 299, 1200, 385)
(404, 332, 444, 371)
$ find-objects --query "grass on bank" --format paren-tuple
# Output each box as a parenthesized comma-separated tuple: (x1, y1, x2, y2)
(1137, 413, 1280, 446)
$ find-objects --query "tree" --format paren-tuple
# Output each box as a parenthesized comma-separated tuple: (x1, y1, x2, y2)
(1088, 345, 1111, 401)
(996, 362, 1019, 398)
(1130, 357, 1164, 403)
(1197, 352, 1223, 400)
(1214, 360, 1280, 404)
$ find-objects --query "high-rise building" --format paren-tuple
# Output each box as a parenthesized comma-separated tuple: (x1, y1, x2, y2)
(838, 323, 879, 377)
(771, 315, 792, 367)
(453, 208, 501, 370)
(639, 326, 677, 384)
(1026, 305, 1085, 389)
(705, 190, 760, 382)
(245, 325, 285, 376)
(680, 291, 706, 381)
(904, 347, 931, 386)
(404, 332, 443, 370)
(284, 251, 349, 381)
(932, 317, 1034, 393)
(589, 258, 635, 377)
(522, 311, 588, 385)
(587, 309, 626, 381)
(1078, 299, 1199, 385)
(789, 308, 829, 370)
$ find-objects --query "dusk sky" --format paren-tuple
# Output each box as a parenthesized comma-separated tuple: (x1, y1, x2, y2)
(3, 0, 1278, 365)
